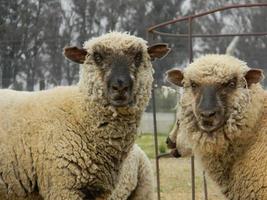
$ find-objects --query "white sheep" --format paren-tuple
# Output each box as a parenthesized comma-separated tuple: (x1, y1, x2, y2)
(166, 54, 267, 200)
(0, 32, 170, 200)
(166, 101, 192, 158)
(108, 144, 154, 200)
(166, 36, 242, 158)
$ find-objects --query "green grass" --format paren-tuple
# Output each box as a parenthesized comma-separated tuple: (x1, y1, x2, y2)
(136, 133, 167, 158)
(135, 134, 225, 200)
(135, 133, 224, 200)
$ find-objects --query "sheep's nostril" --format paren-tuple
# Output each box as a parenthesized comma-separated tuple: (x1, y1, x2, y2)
(111, 85, 129, 93)
(112, 86, 119, 91)
(122, 86, 128, 92)
(200, 111, 216, 118)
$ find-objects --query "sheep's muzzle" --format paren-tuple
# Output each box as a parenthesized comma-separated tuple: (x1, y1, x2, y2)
(106, 56, 134, 107)
(194, 85, 225, 133)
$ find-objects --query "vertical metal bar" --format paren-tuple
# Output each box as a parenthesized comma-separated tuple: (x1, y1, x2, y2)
(191, 156, 195, 200)
(203, 171, 208, 200)
(147, 31, 161, 200)
(152, 84, 161, 200)
(188, 17, 196, 200)
(188, 17, 193, 63)
(39, 80, 45, 91)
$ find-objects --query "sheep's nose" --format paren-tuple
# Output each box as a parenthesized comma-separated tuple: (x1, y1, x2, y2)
(200, 110, 217, 118)
(111, 79, 129, 93)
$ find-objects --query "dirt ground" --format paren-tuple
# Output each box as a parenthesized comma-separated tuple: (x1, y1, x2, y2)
(153, 157, 226, 200)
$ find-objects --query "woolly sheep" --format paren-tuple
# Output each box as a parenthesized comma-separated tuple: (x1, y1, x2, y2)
(108, 144, 154, 200)
(166, 102, 192, 158)
(166, 54, 267, 200)
(166, 36, 242, 158)
(0, 32, 170, 200)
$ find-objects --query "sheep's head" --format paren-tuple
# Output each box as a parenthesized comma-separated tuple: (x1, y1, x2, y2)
(166, 55, 264, 139)
(64, 32, 170, 109)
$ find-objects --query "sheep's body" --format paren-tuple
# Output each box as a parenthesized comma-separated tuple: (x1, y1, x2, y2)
(0, 32, 156, 199)
(167, 55, 267, 199)
(0, 87, 142, 199)
(167, 102, 192, 157)
(108, 144, 154, 200)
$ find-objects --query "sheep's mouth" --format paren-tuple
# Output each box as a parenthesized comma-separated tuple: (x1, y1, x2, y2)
(198, 118, 224, 133)
(109, 95, 134, 107)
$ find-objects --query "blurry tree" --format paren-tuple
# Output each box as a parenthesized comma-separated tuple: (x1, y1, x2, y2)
(185, 0, 267, 85)
(0, 0, 266, 91)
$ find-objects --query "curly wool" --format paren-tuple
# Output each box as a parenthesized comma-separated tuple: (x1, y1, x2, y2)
(168, 102, 192, 157)
(0, 32, 153, 200)
(108, 144, 154, 200)
(79, 32, 153, 116)
(177, 54, 267, 199)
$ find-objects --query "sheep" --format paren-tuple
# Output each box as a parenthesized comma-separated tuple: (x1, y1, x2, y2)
(166, 36, 241, 159)
(166, 102, 192, 158)
(0, 32, 170, 200)
(166, 54, 267, 200)
(108, 144, 154, 200)
(0, 144, 154, 200)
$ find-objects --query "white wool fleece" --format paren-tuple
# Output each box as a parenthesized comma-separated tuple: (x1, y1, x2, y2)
(0, 32, 154, 200)
(177, 54, 267, 200)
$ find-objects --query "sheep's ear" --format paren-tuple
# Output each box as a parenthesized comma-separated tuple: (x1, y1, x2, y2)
(166, 68, 184, 87)
(245, 69, 264, 87)
(64, 47, 87, 64)
(148, 43, 171, 61)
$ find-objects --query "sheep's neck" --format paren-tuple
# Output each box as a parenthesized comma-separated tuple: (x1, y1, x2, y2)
(200, 93, 267, 197)
(78, 100, 143, 189)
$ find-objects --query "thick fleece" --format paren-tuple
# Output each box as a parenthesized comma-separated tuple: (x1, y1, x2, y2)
(167, 102, 192, 157)
(108, 144, 154, 200)
(0, 32, 154, 200)
(171, 55, 267, 199)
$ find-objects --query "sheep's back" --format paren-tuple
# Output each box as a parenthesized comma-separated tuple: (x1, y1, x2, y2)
(0, 86, 83, 197)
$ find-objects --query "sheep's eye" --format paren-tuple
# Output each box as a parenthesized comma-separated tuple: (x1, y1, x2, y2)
(134, 52, 142, 67)
(191, 81, 199, 89)
(227, 80, 236, 89)
(93, 52, 103, 64)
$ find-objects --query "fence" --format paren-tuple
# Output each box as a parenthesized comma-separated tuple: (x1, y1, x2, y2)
(146, 3, 267, 200)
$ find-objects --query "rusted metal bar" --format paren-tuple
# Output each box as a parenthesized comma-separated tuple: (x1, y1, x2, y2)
(157, 152, 172, 159)
(39, 80, 45, 90)
(146, 4, 267, 200)
(147, 3, 267, 32)
(151, 85, 161, 200)
(147, 31, 161, 200)
(188, 17, 193, 63)
(203, 171, 208, 200)
(188, 16, 196, 200)
(150, 31, 267, 38)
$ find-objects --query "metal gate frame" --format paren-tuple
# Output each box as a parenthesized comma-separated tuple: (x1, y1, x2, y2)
(146, 3, 267, 200)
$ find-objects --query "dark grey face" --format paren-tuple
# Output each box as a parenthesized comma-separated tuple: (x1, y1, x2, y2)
(106, 56, 134, 107)
(92, 49, 142, 107)
(192, 78, 237, 132)
(63, 42, 172, 107)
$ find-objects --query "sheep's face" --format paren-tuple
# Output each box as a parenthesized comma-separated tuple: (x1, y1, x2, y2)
(185, 78, 236, 132)
(64, 32, 170, 108)
(166, 55, 263, 136)
(91, 46, 143, 107)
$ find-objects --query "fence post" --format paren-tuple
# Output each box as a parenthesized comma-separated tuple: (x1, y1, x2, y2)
(39, 80, 45, 90)
(147, 30, 161, 200)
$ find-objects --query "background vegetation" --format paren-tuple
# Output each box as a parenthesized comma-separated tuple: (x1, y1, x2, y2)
(1, 0, 266, 92)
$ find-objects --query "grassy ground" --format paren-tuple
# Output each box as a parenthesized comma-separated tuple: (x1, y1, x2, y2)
(136, 134, 225, 200)
(136, 134, 167, 158)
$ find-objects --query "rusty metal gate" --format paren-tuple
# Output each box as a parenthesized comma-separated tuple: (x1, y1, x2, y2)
(146, 3, 267, 200)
